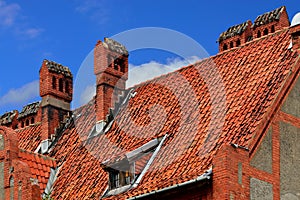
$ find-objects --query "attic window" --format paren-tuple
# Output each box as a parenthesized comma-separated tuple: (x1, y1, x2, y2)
(108, 169, 133, 190)
(21, 121, 24, 128)
(230, 41, 234, 48)
(25, 119, 29, 126)
(257, 30, 261, 38)
(263, 28, 269, 36)
(31, 117, 35, 124)
(102, 135, 168, 197)
(223, 44, 228, 51)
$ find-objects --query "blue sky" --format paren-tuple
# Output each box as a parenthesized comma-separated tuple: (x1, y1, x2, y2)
(0, 0, 299, 114)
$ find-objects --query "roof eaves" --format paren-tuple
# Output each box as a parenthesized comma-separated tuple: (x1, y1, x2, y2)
(127, 167, 212, 200)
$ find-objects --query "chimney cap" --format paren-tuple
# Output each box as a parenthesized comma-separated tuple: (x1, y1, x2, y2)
(291, 12, 300, 27)
(103, 38, 129, 56)
(252, 6, 285, 29)
(218, 21, 251, 43)
(43, 59, 73, 78)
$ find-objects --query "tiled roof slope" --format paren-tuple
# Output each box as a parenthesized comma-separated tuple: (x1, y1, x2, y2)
(219, 21, 250, 42)
(17, 123, 42, 152)
(45, 29, 298, 199)
(19, 149, 56, 194)
(18, 101, 40, 119)
(253, 6, 285, 28)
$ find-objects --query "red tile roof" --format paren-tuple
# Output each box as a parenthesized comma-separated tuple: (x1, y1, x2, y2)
(43, 28, 298, 199)
(17, 123, 42, 152)
(19, 149, 56, 194)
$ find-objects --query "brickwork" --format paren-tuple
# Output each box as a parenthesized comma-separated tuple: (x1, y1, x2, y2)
(219, 6, 290, 52)
(39, 60, 73, 140)
(212, 145, 250, 200)
(0, 126, 40, 200)
(94, 38, 128, 122)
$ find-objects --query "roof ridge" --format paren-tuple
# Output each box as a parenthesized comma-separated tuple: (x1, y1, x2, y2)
(20, 148, 56, 161)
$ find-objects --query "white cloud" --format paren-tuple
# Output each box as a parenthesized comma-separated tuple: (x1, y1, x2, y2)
(0, 80, 39, 107)
(80, 84, 96, 105)
(0, 0, 43, 39)
(16, 28, 44, 39)
(21, 28, 44, 38)
(0, 0, 20, 26)
(127, 56, 200, 87)
(75, 0, 109, 25)
(77, 56, 200, 106)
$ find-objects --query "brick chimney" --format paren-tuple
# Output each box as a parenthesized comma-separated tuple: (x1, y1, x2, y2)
(252, 6, 290, 39)
(40, 60, 73, 140)
(218, 20, 253, 52)
(290, 13, 300, 52)
(94, 38, 128, 130)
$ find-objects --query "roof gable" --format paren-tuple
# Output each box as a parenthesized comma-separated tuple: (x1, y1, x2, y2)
(45, 29, 298, 199)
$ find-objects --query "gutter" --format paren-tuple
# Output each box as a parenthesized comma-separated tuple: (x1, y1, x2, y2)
(127, 167, 212, 200)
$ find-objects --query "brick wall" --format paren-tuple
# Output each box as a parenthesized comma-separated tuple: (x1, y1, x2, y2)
(0, 126, 40, 200)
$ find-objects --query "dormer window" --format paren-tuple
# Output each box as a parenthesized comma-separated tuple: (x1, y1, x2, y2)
(101, 135, 168, 197)
(108, 169, 134, 190)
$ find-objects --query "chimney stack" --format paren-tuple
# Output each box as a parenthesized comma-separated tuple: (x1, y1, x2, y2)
(218, 6, 290, 53)
(39, 60, 73, 140)
(252, 6, 289, 39)
(290, 13, 300, 53)
(218, 20, 252, 52)
(94, 38, 128, 130)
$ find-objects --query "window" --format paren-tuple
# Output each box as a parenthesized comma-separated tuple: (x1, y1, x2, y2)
(257, 30, 261, 38)
(10, 176, 14, 200)
(59, 78, 63, 92)
(21, 121, 24, 128)
(230, 41, 234, 48)
(52, 76, 57, 89)
(109, 170, 133, 190)
(223, 44, 228, 51)
(31, 117, 35, 124)
(124, 171, 131, 185)
(25, 119, 29, 126)
(110, 171, 120, 189)
(263, 28, 269, 36)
